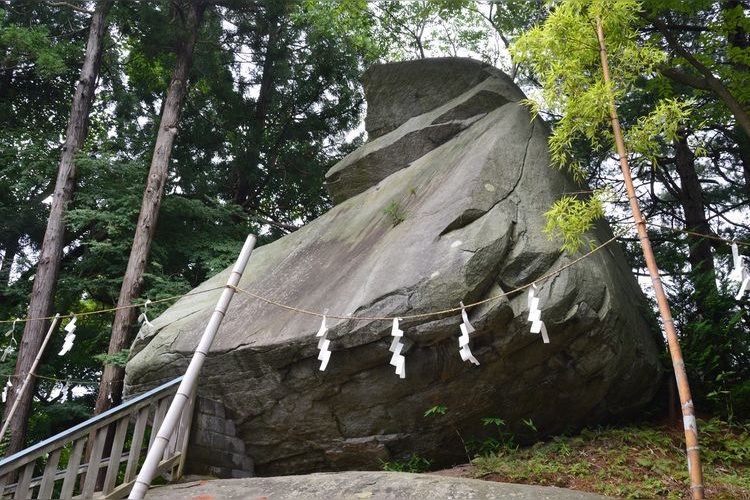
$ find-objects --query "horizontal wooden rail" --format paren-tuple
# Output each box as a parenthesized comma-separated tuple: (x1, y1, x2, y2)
(0, 376, 193, 499)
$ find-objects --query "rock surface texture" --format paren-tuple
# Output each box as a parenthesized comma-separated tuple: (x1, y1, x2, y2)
(144, 472, 614, 499)
(124, 58, 662, 477)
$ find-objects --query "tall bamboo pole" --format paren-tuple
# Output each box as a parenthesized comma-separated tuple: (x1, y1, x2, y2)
(128, 234, 256, 499)
(596, 20, 704, 499)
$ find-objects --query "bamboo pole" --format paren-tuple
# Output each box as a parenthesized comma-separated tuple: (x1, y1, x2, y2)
(128, 234, 256, 499)
(595, 20, 704, 499)
(0, 314, 61, 444)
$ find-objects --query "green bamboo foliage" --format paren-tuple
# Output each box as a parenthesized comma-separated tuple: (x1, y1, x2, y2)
(511, 0, 691, 252)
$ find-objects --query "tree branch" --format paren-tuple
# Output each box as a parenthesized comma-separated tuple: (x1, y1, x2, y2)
(656, 64, 711, 91)
(645, 14, 750, 140)
(46, 1, 93, 14)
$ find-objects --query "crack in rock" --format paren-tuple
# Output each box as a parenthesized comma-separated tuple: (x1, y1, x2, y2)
(124, 58, 663, 478)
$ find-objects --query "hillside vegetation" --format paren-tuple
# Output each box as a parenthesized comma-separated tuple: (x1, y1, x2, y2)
(428, 418, 750, 498)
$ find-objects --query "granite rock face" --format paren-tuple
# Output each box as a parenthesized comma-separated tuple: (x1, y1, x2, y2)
(124, 58, 662, 476)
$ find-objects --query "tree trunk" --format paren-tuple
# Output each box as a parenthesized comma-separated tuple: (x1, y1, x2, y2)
(93, 0, 206, 417)
(737, 129, 750, 202)
(1, 0, 112, 458)
(233, 4, 285, 208)
(672, 135, 716, 281)
(721, 0, 750, 201)
(0, 240, 18, 288)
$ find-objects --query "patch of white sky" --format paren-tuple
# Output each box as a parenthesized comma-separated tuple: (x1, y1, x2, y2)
(341, 2, 513, 142)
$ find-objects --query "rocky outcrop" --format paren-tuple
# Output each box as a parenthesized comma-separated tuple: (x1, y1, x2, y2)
(325, 58, 522, 204)
(124, 58, 662, 477)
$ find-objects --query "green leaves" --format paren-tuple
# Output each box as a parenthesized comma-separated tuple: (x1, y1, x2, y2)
(383, 201, 407, 226)
(424, 404, 447, 417)
(93, 349, 130, 368)
(512, 0, 700, 253)
(0, 10, 71, 78)
(625, 98, 697, 164)
(513, 0, 668, 169)
(481, 417, 505, 427)
(543, 193, 605, 253)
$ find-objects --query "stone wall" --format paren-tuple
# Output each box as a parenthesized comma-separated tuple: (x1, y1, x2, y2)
(185, 396, 253, 478)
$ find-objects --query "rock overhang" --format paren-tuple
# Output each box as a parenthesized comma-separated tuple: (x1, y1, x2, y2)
(125, 57, 663, 476)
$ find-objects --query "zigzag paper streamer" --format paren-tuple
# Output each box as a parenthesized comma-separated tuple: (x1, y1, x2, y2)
(527, 285, 550, 344)
(731, 243, 750, 299)
(58, 315, 77, 356)
(388, 318, 405, 378)
(458, 302, 479, 365)
(1, 320, 16, 363)
(2, 319, 17, 362)
(0, 344, 14, 363)
(1, 378, 11, 403)
(61, 378, 71, 400)
(316, 316, 331, 371)
(137, 298, 155, 328)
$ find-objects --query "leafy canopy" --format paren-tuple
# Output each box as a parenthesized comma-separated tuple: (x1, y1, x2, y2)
(512, 0, 692, 252)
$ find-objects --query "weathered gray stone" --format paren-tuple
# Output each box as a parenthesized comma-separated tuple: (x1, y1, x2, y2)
(186, 397, 254, 477)
(124, 58, 662, 477)
(325, 58, 523, 204)
(361, 57, 521, 139)
(144, 471, 615, 499)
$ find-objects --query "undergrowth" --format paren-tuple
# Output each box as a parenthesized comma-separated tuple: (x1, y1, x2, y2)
(469, 418, 750, 498)
(380, 455, 433, 473)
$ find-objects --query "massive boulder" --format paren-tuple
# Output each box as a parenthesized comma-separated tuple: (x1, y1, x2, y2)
(124, 58, 662, 477)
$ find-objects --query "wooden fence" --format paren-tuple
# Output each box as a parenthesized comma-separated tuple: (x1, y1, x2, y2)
(0, 376, 193, 499)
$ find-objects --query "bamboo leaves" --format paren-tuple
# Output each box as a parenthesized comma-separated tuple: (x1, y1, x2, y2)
(544, 194, 605, 253)
(512, 0, 692, 253)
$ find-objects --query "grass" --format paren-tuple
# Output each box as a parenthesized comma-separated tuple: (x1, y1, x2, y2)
(437, 418, 750, 498)
(381, 455, 433, 473)
(383, 200, 407, 226)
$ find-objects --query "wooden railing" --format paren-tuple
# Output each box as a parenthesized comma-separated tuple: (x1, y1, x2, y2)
(0, 376, 194, 499)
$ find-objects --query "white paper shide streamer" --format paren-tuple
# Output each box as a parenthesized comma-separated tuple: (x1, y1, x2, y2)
(0, 344, 14, 363)
(389, 318, 406, 378)
(1, 319, 17, 362)
(316, 315, 331, 371)
(61, 378, 71, 401)
(731, 243, 750, 299)
(528, 285, 550, 343)
(1, 378, 11, 403)
(58, 315, 77, 356)
(458, 302, 479, 365)
(137, 299, 155, 328)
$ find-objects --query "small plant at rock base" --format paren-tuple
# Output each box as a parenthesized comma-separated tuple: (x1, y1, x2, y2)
(522, 418, 537, 433)
(424, 404, 447, 417)
(474, 416, 518, 456)
(383, 201, 407, 226)
(380, 455, 433, 473)
(482, 417, 505, 427)
(423, 405, 472, 464)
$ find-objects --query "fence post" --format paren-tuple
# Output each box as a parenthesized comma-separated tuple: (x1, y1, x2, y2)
(176, 384, 198, 479)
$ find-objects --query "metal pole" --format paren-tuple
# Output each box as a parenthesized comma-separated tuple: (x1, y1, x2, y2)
(595, 20, 704, 499)
(0, 314, 61, 443)
(129, 234, 256, 499)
